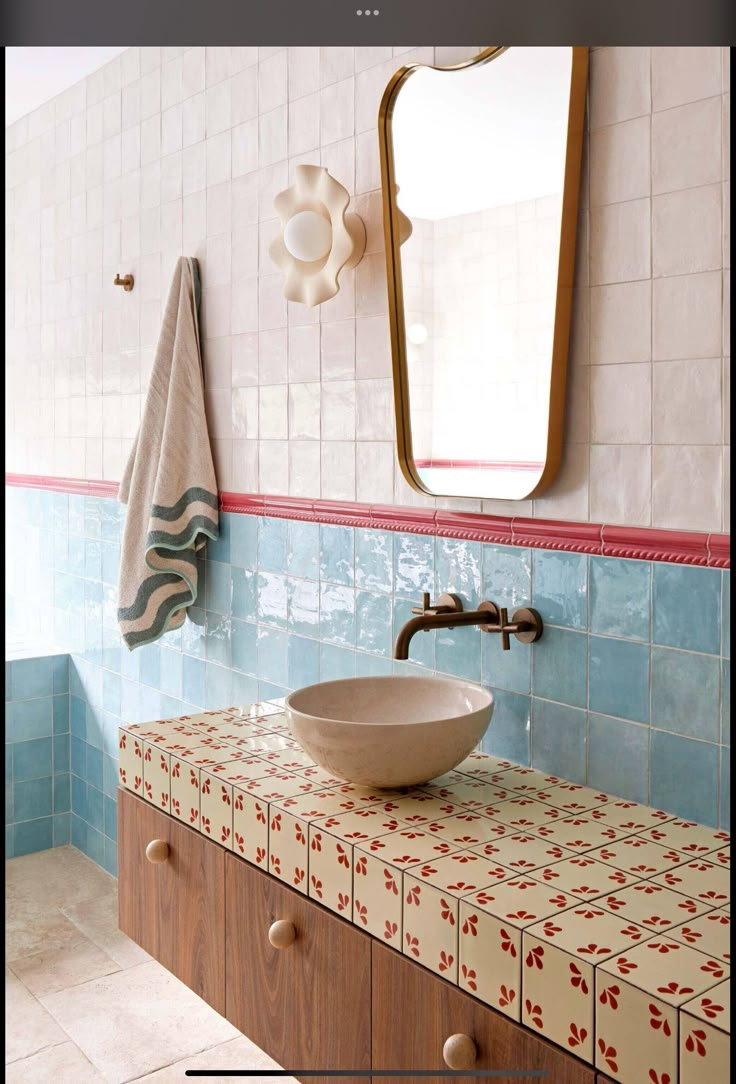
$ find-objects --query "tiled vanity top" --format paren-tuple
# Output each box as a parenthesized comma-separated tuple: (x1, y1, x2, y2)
(119, 701, 731, 1084)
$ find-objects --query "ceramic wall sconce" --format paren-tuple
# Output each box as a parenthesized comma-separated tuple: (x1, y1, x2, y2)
(269, 164, 366, 307)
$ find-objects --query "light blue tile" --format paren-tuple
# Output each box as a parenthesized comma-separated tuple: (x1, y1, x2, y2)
(354, 654, 392, 678)
(207, 512, 231, 563)
(650, 730, 718, 826)
(101, 542, 120, 586)
(257, 572, 288, 627)
(258, 681, 289, 702)
(68, 537, 86, 577)
(532, 628, 587, 709)
(119, 641, 140, 682)
(182, 655, 206, 707)
(53, 734, 70, 774)
(87, 783, 104, 830)
(100, 498, 123, 542)
(85, 539, 102, 581)
(287, 521, 320, 580)
(722, 660, 730, 745)
(652, 564, 721, 654)
(231, 567, 257, 621)
(531, 700, 587, 784)
(6, 784, 13, 826)
(103, 755, 118, 799)
(231, 671, 258, 706)
(532, 550, 588, 629)
(139, 685, 163, 723)
(139, 642, 161, 688)
(83, 824, 105, 868)
(356, 592, 392, 657)
(70, 695, 86, 740)
(13, 818, 53, 856)
(71, 735, 86, 777)
(13, 738, 53, 782)
(320, 525, 355, 586)
(205, 613, 232, 667)
(5, 663, 11, 701)
(84, 703, 104, 750)
(257, 627, 288, 688)
(101, 712, 120, 758)
(181, 607, 207, 659)
(720, 749, 730, 830)
(287, 578, 319, 638)
(103, 837, 118, 876)
(258, 517, 288, 573)
(589, 557, 651, 643)
(319, 643, 356, 682)
(355, 529, 393, 593)
(589, 636, 650, 723)
(482, 545, 532, 609)
(100, 628, 122, 672)
(435, 627, 481, 683)
(53, 812, 71, 847)
(587, 713, 649, 804)
(53, 533, 68, 572)
(722, 572, 730, 658)
(160, 648, 183, 699)
(480, 689, 530, 765)
(435, 538, 482, 602)
(71, 813, 87, 852)
(53, 696, 69, 734)
(205, 560, 233, 614)
(84, 497, 102, 539)
(11, 657, 54, 700)
(102, 671, 121, 716)
(5, 825, 12, 857)
(319, 584, 355, 646)
(6, 745, 13, 785)
(394, 533, 433, 597)
(104, 795, 118, 840)
(650, 646, 720, 742)
(205, 663, 233, 710)
(230, 515, 258, 569)
(120, 678, 141, 724)
(287, 635, 320, 689)
(232, 619, 258, 674)
(481, 635, 531, 694)
(8, 699, 53, 743)
(392, 597, 434, 670)
(53, 774, 71, 814)
(68, 494, 86, 535)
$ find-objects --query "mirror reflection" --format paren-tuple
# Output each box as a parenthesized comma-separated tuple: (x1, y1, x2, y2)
(381, 47, 587, 500)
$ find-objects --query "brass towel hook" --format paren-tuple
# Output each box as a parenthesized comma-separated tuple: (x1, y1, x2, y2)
(114, 273, 134, 291)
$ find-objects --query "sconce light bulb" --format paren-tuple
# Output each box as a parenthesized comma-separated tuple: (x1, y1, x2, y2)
(283, 211, 333, 263)
(407, 322, 428, 346)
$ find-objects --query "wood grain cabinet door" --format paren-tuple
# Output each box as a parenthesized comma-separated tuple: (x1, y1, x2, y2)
(118, 788, 225, 1013)
(372, 942, 595, 1084)
(225, 853, 371, 1083)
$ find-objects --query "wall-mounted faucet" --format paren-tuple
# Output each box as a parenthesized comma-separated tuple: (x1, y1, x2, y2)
(393, 592, 543, 660)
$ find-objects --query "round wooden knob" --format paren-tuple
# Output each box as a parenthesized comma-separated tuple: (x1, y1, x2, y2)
(145, 839, 170, 864)
(442, 1034, 477, 1070)
(268, 919, 296, 949)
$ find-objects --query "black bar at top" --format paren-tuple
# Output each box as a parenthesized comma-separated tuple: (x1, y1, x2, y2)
(184, 1072, 550, 1078)
(1, 0, 735, 46)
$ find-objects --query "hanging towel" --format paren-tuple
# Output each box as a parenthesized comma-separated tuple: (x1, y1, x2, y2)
(117, 256, 218, 650)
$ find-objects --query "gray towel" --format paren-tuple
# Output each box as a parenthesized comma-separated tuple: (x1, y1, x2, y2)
(117, 257, 218, 650)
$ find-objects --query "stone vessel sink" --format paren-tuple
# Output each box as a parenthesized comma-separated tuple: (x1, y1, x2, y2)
(285, 675, 494, 789)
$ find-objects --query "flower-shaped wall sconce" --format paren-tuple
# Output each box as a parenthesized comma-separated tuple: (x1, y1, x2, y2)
(269, 164, 366, 307)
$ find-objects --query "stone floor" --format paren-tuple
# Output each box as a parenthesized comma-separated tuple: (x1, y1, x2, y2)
(5, 846, 295, 1082)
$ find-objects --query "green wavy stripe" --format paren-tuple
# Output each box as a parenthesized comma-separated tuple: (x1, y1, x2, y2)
(150, 487, 218, 522)
(117, 572, 185, 622)
(146, 514, 218, 550)
(122, 589, 194, 650)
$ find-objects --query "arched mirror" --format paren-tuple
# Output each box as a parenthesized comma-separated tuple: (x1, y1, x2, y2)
(379, 47, 588, 501)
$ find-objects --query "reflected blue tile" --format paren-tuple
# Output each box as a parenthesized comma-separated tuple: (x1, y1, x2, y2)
(258, 517, 288, 573)
(53, 813, 71, 847)
(722, 660, 730, 744)
(257, 627, 288, 688)
(532, 628, 587, 708)
(205, 561, 233, 614)
(230, 515, 258, 569)
(139, 643, 161, 688)
(180, 607, 207, 659)
(52, 492, 68, 533)
(394, 533, 433, 597)
(13, 738, 53, 781)
(53, 734, 70, 774)
(482, 545, 531, 609)
(435, 627, 481, 683)
(231, 567, 256, 620)
(356, 592, 392, 657)
(232, 619, 258, 674)
(85, 539, 102, 581)
(287, 635, 320, 689)
(532, 551, 588, 629)
(288, 578, 319, 638)
(481, 635, 531, 694)
(355, 529, 393, 594)
(531, 700, 587, 783)
(13, 777, 53, 821)
(320, 525, 355, 586)
(480, 689, 530, 766)
(53, 695, 69, 734)
(257, 572, 288, 628)
(650, 730, 718, 826)
(722, 572, 730, 658)
(11, 657, 54, 700)
(231, 670, 258, 706)
(68, 494, 85, 535)
(53, 534, 68, 572)
(320, 643, 356, 682)
(587, 713, 649, 804)
(392, 597, 434, 670)
(13, 818, 53, 856)
(102, 671, 121, 716)
(651, 646, 720, 742)
(8, 699, 53, 743)
(720, 750, 730, 830)
(205, 613, 232, 667)
(160, 648, 183, 699)
(435, 538, 481, 602)
(205, 662, 233, 709)
(589, 636, 649, 723)
(653, 564, 721, 654)
(355, 653, 392, 678)
(101, 542, 120, 585)
(84, 497, 102, 539)
(100, 498, 123, 542)
(287, 521, 319, 580)
(207, 512, 231, 563)
(182, 655, 206, 707)
(319, 584, 355, 646)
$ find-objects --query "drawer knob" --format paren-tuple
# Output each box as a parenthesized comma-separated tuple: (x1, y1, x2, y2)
(145, 839, 170, 864)
(268, 920, 297, 949)
(443, 1034, 477, 1070)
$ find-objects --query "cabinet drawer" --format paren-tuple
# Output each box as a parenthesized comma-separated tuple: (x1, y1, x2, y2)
(372, 941, 595, 1084)
(225, 853, 371, 1081)
(118, 788, 225, 1013)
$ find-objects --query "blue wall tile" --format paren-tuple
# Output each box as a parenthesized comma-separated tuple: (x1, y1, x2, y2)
(205, 662, 233, 709)
(481, 689, 531, 765)
(589, 557, 651, 641)
(205, 613, 232, 667)
(287, 635, 320, 689)
(722, 660, 730, 745)
(652, 564, 721, 654)
(650, 730, 718, 827)
(54, 774, 71, 814)
(532, 551, 588, 629)
(587, 713, 649, 804)
(13, 738, 53, 781)
(394, 533, 434, 597)
(319, 643, 356, 682)
(355, 530, 393, 593)
(207, 512, 231, 563)
(589, 636, 650, 723)
(13, 777, 53, 821)
(10, 657, 54, 700)
(230, 515, 258, 569)
(532, 627, 588, 708)
(53, 812, 71, 846)
(53, 695, 69, 733)
(320, 525, 355, 585)
(52, 655, 69, 694)
(356, 592, 392, 657)
(14, 818, 53, 856)
(159, 648, 183, 699)
(287, 578, 319, 638)
(232, 619, 257, 674)
(257, 572, 288, 627)
(722, 572, 730, 659)
(256, 626, 288, 687)
(482, 545, 531, 608)
(435, 628, 481, 683)
(651, 647, 720, 742)
(206, 561, 233, 614)
(435, 538, 482, 602)
(719, 751, 730, 830)
(531, 700, 587, 783)
(258, 516, 288, 573)
(287, 521, 320, 580)
(182, 655, 206, 706)
(481, 635, 531, 694)
(319, 584, 355, 646)
(7, 698, 53, 742)
(392, 597, 434, 670)
(231, 567, 256, 621)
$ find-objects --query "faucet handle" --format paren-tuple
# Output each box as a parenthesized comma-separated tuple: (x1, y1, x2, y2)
(498, 607, 510, 651)
(411, 592, 464, 617)
(411, 592, 432, 616)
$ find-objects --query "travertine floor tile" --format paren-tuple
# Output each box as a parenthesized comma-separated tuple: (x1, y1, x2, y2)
(5, 898, 89, 962)
(129, 1036, 292, 1083)
(6, 1040, 104, 1082)
(5, 846, 115, 908)
(61, 890, 151, 970)
(10, 934, 121, 998)
(4, 968, 67, 1064)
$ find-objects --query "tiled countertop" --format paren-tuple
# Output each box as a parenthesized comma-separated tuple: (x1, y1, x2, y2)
(119, 701, 730, 1084)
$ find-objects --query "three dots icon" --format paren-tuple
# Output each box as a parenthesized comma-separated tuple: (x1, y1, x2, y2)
(356, 9, 381, 14)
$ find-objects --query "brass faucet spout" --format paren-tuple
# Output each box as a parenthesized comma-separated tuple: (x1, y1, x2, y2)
(393, 593, 544, 661)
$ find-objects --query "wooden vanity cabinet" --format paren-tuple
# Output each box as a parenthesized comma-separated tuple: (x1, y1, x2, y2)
(372, 941, 595, 1084)
(117, 788, 226, 1014)
(224, 853, 371, 1084)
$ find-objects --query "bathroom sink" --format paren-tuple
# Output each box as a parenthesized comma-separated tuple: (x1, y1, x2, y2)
(285, 675, 493, 789)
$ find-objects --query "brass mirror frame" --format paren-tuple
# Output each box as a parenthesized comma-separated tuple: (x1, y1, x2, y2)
(378, 46, 589, 501)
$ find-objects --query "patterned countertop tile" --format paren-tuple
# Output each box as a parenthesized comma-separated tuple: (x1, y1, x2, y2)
(668, 909, 731, 962)
(682, 977, 731, 1032)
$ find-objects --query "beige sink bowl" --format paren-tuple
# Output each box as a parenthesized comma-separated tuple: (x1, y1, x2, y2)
(285, 675, 493, 789)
